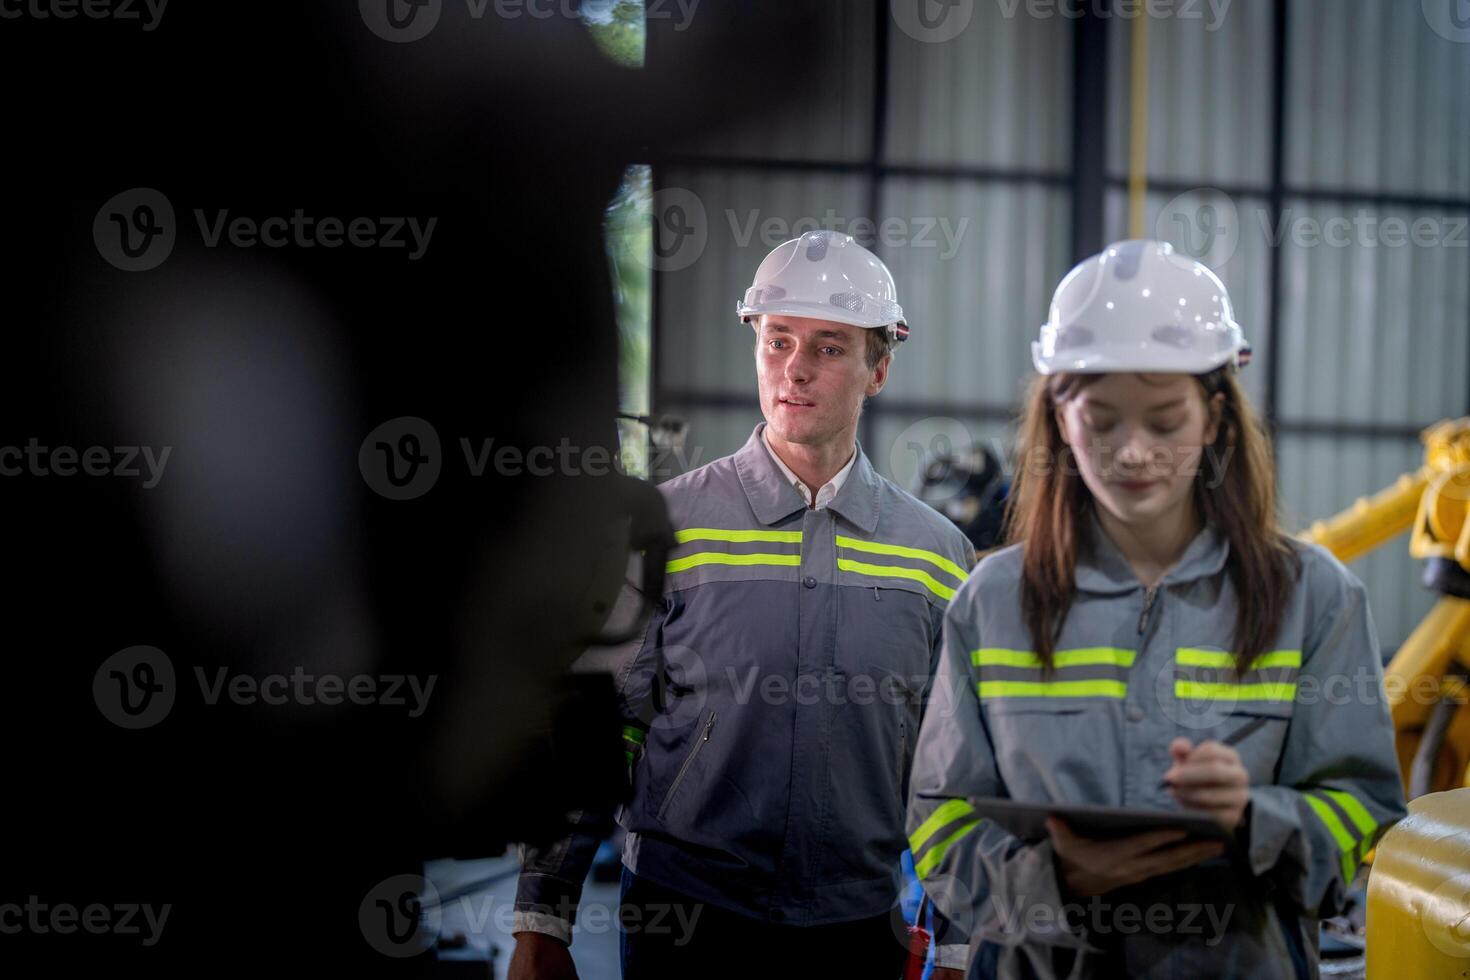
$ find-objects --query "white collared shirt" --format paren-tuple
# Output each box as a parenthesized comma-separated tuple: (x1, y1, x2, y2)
(761, 427, 856, 511)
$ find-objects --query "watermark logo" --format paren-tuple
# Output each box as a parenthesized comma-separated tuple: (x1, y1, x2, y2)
(993, 0, 1232, 30)
(1424, 871, 1470, 957)
(0, 897, 171, 946)
(0, 439, 171, 487)
(634, 645, 709, 731)
(360, 874, 442, 957)
(94, 646, 439, 728)
(360, 416, 443, 501)
(94, 189, 438, 271)
(0, 0, 169, 30)
(359, 418, 709, 499)
(1422, 0, 1470, 44)
(359, 0, 443, 43)
(990, 895, 1234, 945)
(94, 188, 176, 272)
(1156, 187, 1467, 263)
(1156, 188, 1241, 268)
(93, 645, 176, 730)
(640, 187, 708, 273)
(891, 0, 975, 44)
(888, 417, 979, 503)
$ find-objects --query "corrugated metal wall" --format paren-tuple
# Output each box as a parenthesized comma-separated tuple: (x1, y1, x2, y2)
(1105, 0, 1276, 185)
(886, 0, 1073, 170)
(654, 0, 1470, 651)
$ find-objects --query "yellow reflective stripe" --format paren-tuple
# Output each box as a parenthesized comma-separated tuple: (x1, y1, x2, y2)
(1174, 681, 1296, 702)
(914, 818, 983, 880)
(1303, 793, 1356, 854)
(1320, 789, 1377, 838)
(909, 798, 976, 854)
(1176, 648, 1303, 669)
(978, 679, 1128, 699)
(666, 552, 803, 573)
(624, 749, 637, 766)
(835, 535, 967, 582)
(622, 726, 646, 745)
(973, 648, 1136, 669)
(675, 528, 802, 544)
(837, 557, 955, 600)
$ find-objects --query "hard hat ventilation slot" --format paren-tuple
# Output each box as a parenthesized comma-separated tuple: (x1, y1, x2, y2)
(1055, 326, 1095, 351)
(1151, 325, 1196, 349)
(805, 236, 830, 262)
(830, 291, 865, 314)
(1110, 241, 1146, 280)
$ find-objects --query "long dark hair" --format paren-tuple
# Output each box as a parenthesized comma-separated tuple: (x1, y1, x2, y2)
(1004, 367, 1301, 673)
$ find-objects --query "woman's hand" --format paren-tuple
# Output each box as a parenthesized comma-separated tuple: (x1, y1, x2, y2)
(1162, 737, 1250, 832)
(1046, 819, 1224, 898)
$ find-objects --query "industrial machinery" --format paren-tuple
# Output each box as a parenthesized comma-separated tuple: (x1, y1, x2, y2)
(1302, 417, 1470, 800)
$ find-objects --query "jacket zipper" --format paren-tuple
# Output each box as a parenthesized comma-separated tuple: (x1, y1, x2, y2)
(658, 710, 717, 819)
(1138, 585, 1160, 634)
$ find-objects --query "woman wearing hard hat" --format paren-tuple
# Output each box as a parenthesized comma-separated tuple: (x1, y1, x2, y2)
(905, 240, 1406, 978)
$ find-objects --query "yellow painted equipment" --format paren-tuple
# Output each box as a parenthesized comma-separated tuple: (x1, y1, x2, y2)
(1365, 787, 1470, 977)
(1302, 418, 1470, 799)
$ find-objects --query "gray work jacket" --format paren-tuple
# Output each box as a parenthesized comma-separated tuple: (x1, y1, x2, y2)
(907, 513, 1406, 979)
(516, 422, 976, 940)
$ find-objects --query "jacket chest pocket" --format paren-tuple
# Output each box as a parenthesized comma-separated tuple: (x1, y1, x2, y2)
(1183, 703, 1293, 784)
(836, 584, 935, 684)
(984, 701, 1120, 801)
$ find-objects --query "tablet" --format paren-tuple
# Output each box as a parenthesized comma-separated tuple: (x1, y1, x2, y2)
(966, 796, 1232, 843)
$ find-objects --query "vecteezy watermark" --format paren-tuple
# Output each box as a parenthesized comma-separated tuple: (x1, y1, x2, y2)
(989, 895, 1235, 946)
(358, 0, 699, 45)
(469, 896, 705, 946)
(360, 875, 441, 958)
(93, 188, 437, 272)
(1159, 188, 1468, 267)
(0, 897, 171, 947)
(93, 646, 438, 729)
(1424, 871, 1470, 958)
(724, 664, 925, 708)
(993, 0, 1233, 29)
(891, 0, 1231, 44)
(1422, 0, 1470, 44)
(0, 0, 168, 30)
(0, 439, 171, 488)
(359, 416, 710, 500)
(724, 210, 969, 261)
(890, 0, 976, 44)
(635, 189, 971, 273)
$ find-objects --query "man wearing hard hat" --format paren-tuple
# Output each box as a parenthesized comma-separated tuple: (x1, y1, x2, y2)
(509, 230, 974, 979)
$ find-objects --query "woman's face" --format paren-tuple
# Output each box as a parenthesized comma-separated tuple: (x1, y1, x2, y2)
(1055, 372, 1223, 530)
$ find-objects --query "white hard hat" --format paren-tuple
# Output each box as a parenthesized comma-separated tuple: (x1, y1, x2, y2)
(1033, 239, 1250, 375)
(738, 230, 909, 345)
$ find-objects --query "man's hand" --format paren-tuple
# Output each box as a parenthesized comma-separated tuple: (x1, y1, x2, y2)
(508, 931, 579, 980)
(1046, 818, 1224, 898)
(1162, 737, 1250, 832)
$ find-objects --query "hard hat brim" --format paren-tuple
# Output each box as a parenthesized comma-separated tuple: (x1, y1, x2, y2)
(738, 300, 904, 332)
(1031, 338, 1244, 376)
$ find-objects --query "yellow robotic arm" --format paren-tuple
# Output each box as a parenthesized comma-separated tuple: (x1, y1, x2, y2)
(1301, 417, 1470, 799)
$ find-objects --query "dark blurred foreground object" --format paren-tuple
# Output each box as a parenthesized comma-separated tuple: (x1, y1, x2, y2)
(0, 2, 827, 975)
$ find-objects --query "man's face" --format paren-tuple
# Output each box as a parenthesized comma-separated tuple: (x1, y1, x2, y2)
(755, 315, 889, 449)
(1055, 372, 1222, 529)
